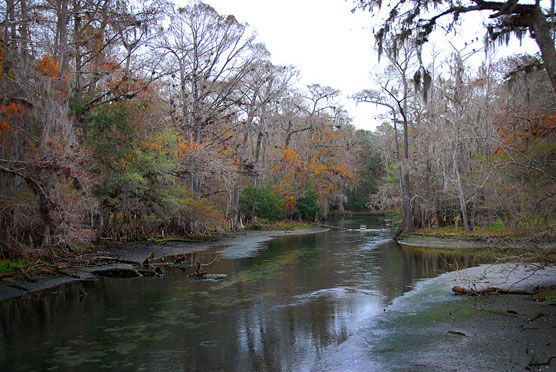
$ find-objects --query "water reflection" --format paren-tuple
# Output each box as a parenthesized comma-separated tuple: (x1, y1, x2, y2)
(0, 216, 485, 371)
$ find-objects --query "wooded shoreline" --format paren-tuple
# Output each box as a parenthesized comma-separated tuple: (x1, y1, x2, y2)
(0, 226, 328, 302)
(3, 223, 555, 302)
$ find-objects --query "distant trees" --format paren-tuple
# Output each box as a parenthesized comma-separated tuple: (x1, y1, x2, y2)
(353, 0, 556, 233)
(354, 0, 556, 231)
(361, 45, 555, 233)
(0, 0, 365, 256)
(490, 55, 556, 227)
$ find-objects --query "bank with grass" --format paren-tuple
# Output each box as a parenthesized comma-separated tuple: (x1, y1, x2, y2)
(396, 224, 556, 254)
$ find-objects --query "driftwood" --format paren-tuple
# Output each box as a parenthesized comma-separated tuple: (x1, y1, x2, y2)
(188, 271, 208, 278)
(188, 272, 226, 281)
(188, 261, 225, 280)
(452, 285, 534, 296)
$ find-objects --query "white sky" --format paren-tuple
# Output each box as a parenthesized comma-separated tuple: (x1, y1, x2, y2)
(195, 0, 540, 131)
(204, 0, 379, 130)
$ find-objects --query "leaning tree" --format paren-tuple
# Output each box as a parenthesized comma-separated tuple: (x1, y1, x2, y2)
(354, 0, 556, 95)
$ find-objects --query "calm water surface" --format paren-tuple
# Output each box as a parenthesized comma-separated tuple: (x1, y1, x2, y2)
(0, 216, 480, 371)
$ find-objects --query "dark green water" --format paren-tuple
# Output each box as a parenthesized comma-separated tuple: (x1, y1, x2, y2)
(0, 216, 480, 371)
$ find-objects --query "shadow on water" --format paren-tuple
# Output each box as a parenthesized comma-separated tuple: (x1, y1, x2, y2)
(0, 216, 489, 371)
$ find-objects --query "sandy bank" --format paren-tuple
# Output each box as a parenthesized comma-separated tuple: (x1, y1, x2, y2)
(368, 262, 556, 371)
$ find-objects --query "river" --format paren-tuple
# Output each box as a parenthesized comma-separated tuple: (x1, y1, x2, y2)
(0, 216, 481, 371)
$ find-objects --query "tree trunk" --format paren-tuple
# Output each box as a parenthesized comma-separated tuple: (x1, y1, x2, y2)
(73, 0, 83, 120)
(253, 130, 263, 185)
(55, 0, 70, 73)
(400, 113, 413, 231)
(531, 5, 556, 95)
(230, 178, 242, 231)
(453, 151, 471, 232)
(393, 115, 410, 231)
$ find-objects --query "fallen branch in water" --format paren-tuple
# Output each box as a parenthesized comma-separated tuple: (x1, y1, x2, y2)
(447, 330, 467, 336)
(188, 271, 208, 278)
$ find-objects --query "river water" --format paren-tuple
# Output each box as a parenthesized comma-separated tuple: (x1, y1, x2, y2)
(0, 216, 481, 371)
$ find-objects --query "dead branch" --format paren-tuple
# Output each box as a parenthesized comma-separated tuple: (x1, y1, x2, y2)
(452, 285, 534, 296)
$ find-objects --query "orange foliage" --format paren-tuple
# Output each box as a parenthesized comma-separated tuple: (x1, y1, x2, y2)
(285, 195, 296, 211)
(143, 135, 202, 160)
(177, 138, 201, 158)
(273, 143, 357, 202)
(1, 102, 24, 115)
(282, 147, 299, 164)
(0, 120, 10, 134)
(37, 55, 61, 78)
(495, 107, 556, 152)
(0, 102, 24, 135)
(101, 61, 119, 71)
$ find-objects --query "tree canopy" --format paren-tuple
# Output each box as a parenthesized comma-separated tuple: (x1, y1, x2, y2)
(354, 0, 556, 94)
(0, 0, 366, 256)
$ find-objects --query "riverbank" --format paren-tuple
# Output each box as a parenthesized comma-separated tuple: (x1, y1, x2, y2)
(320, 262, 556, 371)
(397, 226, 556, 250)
(0, 226, 328, 302)
(3, 219, 556, 370)
(368, 263, 556, 371)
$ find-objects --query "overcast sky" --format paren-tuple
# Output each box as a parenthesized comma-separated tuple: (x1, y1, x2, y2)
(197, 0, 539, 131)
(203, 0, 379, 130)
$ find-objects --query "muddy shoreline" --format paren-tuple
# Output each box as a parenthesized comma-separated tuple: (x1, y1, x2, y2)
(0, 227, 328, 302)
(367, 263, 556, 371)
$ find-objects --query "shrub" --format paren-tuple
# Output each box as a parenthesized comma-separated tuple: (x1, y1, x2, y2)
(295, 186, 323, 221)
(240, 185, 284, 221)
(180, 197, 227, 233)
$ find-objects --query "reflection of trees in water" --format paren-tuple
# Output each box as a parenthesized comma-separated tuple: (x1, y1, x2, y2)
(400, 246, 483, 280)
(1, 220, 492, 371)
(152, 252, 221, 273)
(374, 242, 484, 303)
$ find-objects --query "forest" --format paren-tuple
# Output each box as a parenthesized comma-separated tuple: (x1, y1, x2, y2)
(0, 0, 555, 259)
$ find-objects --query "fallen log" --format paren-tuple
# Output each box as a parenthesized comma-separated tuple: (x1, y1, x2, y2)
(137, 266, 164, 277)
(188, 272, 226, 281)
(452, 285, 534, 296)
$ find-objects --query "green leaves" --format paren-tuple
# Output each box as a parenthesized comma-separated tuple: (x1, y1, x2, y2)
(294, 185, 323, 221)
(240, 185, 284, 222)
(85, 102, 187, 239)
